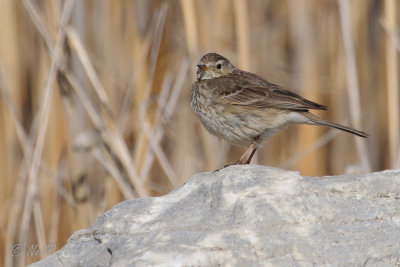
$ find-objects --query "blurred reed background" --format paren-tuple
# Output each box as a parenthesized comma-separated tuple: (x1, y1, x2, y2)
(0, 0, 398, 265)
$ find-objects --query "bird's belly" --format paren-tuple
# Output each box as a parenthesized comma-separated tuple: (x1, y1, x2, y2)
(195, 104, 269, 147)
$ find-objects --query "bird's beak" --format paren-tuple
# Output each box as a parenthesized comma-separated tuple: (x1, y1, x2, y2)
(197, 64, 209, 71)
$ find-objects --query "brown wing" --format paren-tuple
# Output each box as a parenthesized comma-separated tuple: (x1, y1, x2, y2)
(203, 69, 327, 111)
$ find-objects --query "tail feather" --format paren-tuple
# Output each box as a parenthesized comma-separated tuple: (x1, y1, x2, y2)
(304, 113, 368, 138)
(316, 120, 368, 138)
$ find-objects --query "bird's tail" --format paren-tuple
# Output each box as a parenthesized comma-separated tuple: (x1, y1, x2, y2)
(303, 113, 368, 138)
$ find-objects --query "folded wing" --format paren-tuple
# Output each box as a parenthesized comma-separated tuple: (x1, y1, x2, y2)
(205, 70, 327, 112)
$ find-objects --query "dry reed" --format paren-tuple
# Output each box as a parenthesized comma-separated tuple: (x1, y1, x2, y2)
(383, 0, 399, 168)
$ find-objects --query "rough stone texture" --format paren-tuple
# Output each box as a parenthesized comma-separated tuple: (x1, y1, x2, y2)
(31, 166, 400, 266)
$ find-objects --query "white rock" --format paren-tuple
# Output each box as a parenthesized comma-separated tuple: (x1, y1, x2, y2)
(30, 165, 400, 266)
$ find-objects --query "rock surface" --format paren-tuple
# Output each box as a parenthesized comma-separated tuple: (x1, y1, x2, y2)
(31, 166, 400, 266)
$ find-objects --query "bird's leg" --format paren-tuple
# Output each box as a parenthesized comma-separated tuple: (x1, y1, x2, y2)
(244, 135, 261, 164)
(219, 143, 255, 169)
(245, 147, 257, 164)
(217, 140, 259, 170)
(236, 143, 255, 164)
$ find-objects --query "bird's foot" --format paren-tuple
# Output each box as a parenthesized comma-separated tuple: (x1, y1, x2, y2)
(213, 160, 248, 172)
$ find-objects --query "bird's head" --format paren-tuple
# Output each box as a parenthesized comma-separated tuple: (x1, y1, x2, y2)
(196, 53, 235, 80)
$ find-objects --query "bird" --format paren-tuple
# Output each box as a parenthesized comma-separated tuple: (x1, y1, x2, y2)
(191, 53, 368, 166)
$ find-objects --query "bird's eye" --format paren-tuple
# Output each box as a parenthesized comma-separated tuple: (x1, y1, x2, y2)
(217, 64, 222, 69)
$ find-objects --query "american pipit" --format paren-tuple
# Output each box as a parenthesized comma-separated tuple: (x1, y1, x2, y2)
(191, 53, 367, 165)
